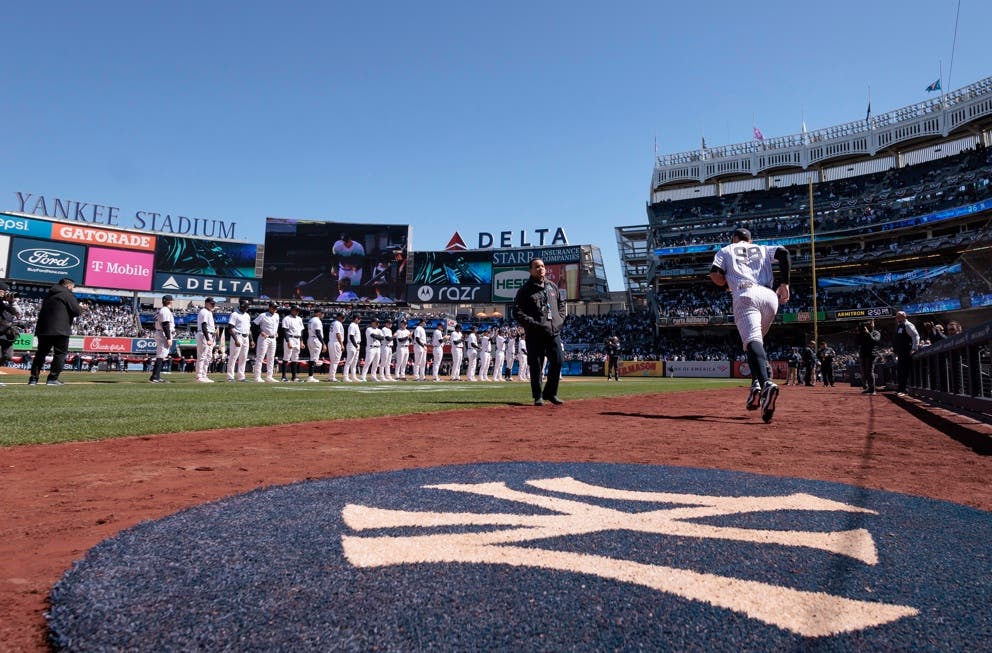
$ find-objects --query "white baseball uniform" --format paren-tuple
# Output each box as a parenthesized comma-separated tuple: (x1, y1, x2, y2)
(412, 324, 428, 380)
(466, 332, 479, 381)
(393, 326, 411, 379)
(328, 317, 345, 381)
(345, 319, 362, 381)
(431, 327, 444, 381)
(195, 305, 216, 381)
(479, 332, 491, 381)
(253, 310, 280, 382)
(378, 326, 394, 380)
(449, 329, 464, 380)
(226, 308, 252, 381)
(712, 242, 781, 348)
(361, 325, 382, 381)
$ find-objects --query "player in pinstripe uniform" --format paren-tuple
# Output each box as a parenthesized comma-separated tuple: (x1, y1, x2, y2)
(344, 314, 361, 382)
(327, 312, 345, 382)
(305, 308, 326, 382)
(709, 228, 791, 424)
(412, 319, 428, 381)
(478, 329, 492, 381)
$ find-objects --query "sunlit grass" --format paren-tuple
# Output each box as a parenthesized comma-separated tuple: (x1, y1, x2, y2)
(0, 372, 744, 446)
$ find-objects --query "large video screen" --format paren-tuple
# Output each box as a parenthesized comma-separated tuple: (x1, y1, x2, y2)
(262, 218, 410, 303)
(155, 235, 257, 278)
(407, 251, 492, 303)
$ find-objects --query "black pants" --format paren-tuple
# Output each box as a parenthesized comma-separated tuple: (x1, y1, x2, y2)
(526, 331, 563, 400)
(821, 362, 834, 386)
(860, 355, 877, 392)
(30, 335, 70, 382)
(803, 364, 814, 386)
(607, 355, 619, 379)
(896, 352, 913, 392)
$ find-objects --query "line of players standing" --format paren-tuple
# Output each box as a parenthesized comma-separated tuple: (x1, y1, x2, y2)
(153, 298, 532, 384)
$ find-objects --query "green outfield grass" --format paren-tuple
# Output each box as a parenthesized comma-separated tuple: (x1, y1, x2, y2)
(0, 372, 745, 447)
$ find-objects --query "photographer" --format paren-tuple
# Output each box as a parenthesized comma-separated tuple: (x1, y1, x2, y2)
(0, 282, 23, 380)
(28, 278, 84, 386)
(858, 319, 882, 396)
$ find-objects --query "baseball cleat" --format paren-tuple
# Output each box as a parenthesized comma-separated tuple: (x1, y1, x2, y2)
(746, 382, 762, 411)
(760, 382, 779, 423)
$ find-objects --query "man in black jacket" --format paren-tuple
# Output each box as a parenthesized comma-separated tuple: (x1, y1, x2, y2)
(513, 258, 566, 406)
(28, 278, 83, 386)
(801, 340, 817, 386)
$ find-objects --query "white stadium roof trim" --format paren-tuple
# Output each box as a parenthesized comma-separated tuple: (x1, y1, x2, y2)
(652, 76, 992, 191)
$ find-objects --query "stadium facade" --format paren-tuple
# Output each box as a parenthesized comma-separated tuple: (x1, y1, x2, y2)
(619, 76, 992, 337)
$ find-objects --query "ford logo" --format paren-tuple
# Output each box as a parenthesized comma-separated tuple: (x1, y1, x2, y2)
(17, 248, 81, 269)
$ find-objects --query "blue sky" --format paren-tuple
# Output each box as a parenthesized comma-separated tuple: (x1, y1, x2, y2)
(4, 1, 989, 291)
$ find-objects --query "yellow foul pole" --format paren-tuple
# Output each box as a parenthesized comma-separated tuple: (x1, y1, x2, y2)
(808, 178, 819, 345)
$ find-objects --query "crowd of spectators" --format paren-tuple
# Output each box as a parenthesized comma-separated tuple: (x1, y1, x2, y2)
(651, 145, 992, 247)
(15, 298, 142, 337)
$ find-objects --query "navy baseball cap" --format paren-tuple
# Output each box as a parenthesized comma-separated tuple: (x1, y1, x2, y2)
(162, 295, 174, 302)
(732, 228, 752, 242)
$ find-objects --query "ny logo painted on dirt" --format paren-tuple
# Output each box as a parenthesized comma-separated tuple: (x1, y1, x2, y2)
(342, 476, 918, 637)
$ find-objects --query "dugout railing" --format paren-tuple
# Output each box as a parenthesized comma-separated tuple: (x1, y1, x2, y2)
(910, 320, 992, 417)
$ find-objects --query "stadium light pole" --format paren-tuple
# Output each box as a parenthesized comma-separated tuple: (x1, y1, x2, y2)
(808, 178, 819, 345)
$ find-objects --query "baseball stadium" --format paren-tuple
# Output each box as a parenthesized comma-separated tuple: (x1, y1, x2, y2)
(2, 75, 992, 650)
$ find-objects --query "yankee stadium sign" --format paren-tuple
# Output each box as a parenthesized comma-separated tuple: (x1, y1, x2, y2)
(13, 192, 239, 240)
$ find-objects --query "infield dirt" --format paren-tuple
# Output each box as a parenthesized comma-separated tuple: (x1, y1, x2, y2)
(1, 384, 990, 652)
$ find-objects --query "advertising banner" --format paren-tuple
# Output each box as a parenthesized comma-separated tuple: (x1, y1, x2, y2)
(12, 332, 34, 350)
(491, 266, 529, 302)
(154, 272, 260, 297)
(544, 263, 580, 301)
(131, 337, 159, 354)
(663, 360, 731, 378)
(155, 235, 257, 279)
(8, 237, 86, 284)
(83, 336, 133, 353)
(490, 246, 581, 266)
(52, 223, 156, 252)
(618, 360, 666, 377)
(262, 218, 409, 302)
(0, 234, 8, 279)
(733, 360, 789, 380)
(85, 247, 154, 291)
(409, 251, 492, 303)
(832, 307, 894, 321)
(0, 213, 53, 239)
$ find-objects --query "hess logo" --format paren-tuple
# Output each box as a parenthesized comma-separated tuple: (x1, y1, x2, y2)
(17, 248, 81, 269)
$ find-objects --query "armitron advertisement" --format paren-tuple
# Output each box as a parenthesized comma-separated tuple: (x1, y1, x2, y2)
(262, 218, 409, 303)
(408, 251, 492, 303)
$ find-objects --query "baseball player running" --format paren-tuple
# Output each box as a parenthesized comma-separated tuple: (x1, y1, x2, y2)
(305, 308, 326, 382)
(709, 228, 791, 423)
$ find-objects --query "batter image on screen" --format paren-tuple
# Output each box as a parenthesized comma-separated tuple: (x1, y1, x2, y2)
(262, 218, 409, 302)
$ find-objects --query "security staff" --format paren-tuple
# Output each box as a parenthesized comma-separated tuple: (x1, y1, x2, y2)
(513, 258, 566, 405)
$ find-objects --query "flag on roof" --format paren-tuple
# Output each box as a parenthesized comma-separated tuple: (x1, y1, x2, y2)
(865, 102, 872, 123)
(444, 232, 468, 251)
(925, 79, 941, 92)
(753, 126, 764, 141)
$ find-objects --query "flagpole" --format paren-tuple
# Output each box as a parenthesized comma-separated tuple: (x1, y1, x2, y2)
(808, 178, 818, 345)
